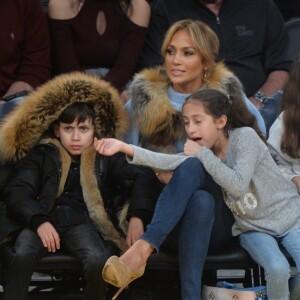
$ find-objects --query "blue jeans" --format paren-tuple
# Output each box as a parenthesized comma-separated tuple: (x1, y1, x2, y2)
(0, 96, 24, 119)
(259, 90, 283, 136)
(240, 229, 300, 300)
(1, 223, 117, 300)
(141, 157, 231, 300)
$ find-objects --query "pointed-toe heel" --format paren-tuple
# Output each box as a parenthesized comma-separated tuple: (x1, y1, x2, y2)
(102, 256, 146, 299)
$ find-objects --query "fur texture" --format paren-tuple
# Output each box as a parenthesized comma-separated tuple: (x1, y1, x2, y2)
(0, 72, 129, 251)
(0, 72, 128, 162)
(129, 62, 243, 149)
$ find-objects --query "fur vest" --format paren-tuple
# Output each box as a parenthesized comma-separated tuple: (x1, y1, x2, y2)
(129, 62, 244, 151)
(0, 72, 129, 251)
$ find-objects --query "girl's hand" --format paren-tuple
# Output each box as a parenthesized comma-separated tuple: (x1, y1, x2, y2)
(291, 176, 300, 195)
(184, 139, 201, 156)
(157, 171, 173, 185)
(94, 138, 125, 156)
(94, 138, 134, 156)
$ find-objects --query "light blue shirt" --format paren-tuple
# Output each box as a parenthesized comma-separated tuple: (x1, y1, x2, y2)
(123, 87, 266, 150)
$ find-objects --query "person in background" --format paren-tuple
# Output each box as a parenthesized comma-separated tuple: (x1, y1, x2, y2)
(48, 0, 150, 102)
(137, 0, 291, 132)
(268, 54, 300, 194)
(125, 18, 266, 152)
(0, 72, 160, 300)
(0, 0, 51, 119)
(273, 0, 300, 21)
(97, 88, 300, 300)
(102, 18, 264, 300)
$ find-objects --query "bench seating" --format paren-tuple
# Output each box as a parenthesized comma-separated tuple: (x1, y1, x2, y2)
(0, 245, 261, 299)
(0, 163, 261, 298)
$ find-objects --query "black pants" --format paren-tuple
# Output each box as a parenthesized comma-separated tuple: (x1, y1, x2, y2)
(1, 223, 118, 300)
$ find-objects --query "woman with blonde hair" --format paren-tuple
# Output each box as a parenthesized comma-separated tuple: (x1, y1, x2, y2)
(101, 19, 265, 300)
(125, 19, 265, 151)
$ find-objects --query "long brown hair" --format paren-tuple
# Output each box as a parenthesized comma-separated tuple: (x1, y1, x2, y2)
(280, 55, 300, 158)
(183, 89, 265, 142)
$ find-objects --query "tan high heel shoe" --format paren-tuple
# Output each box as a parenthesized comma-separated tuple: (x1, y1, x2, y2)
(102, 255, 146, 300)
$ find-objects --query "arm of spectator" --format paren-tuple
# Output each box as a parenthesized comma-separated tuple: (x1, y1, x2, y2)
(250, 70, 289, 109)
(128, 0, 151, 28)
(16, 0, 51, 89)
(249, 1, 290, 109)
(103, 0, 151, 91)
(48, 0, 82, 73)
(126, 217, 144, 247)
(3, 81, 33, 98)
(242, 93, 266, 136)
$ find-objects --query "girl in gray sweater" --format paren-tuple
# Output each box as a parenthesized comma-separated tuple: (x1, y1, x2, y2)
(95, 89, 300, 300)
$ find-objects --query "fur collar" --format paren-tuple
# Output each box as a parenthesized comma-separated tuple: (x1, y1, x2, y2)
(41, 138, 128, 252)
(0, 72, 129, 251)
(0, 72, 128, 163)
(129, 62, 243, 149)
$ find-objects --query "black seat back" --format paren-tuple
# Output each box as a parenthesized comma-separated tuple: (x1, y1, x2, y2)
(286, 17, 300, 61)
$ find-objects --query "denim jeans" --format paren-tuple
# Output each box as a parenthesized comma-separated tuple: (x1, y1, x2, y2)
(141, 157, 233, 300)
(259, 90, 283, 136)
(1, 223, 117, 300)
(0, 96, 24, 119)
(240, 229, 300, 300)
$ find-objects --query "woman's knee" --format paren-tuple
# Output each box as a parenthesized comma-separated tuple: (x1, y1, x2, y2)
(187, 190, 215, 221)
(180, 157, 203, 172)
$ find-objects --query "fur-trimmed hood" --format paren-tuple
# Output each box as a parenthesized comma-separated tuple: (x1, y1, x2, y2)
(0, 72, 128, 163)
(0, 72, 129, 251)
(129, 62, 243, 149)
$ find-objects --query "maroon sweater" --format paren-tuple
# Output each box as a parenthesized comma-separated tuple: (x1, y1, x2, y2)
(0, 0, 51, 96)
(49, 0, 148, 91)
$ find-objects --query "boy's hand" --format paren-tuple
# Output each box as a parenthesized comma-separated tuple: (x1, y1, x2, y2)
(126, 217, 144, 247)
(184, 139, 201, 156)
(94, 138, 134, 156)
(37, 222, 60, 252)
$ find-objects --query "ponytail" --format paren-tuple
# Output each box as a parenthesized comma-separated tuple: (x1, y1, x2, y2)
(184, 89, 265, 142)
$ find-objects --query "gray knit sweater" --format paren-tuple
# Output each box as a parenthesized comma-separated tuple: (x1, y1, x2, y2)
(129, 127, 300, 236)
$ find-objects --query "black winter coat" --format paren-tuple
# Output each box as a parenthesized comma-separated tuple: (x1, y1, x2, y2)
(0, 143, 160, 251)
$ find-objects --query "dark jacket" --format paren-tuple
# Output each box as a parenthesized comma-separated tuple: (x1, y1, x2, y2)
(138, 0, 291, 96)
(0, 72, 160, 251)
(0, 0, 51, 96)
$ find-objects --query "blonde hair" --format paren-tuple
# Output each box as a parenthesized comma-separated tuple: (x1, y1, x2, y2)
(161, 19, 219, 78)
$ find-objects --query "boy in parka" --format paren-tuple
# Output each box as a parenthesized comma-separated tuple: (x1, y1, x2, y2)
(0, 72, 160, 300)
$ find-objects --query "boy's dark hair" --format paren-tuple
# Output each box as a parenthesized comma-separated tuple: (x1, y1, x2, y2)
(57, 102, 96, 125)
(183, 89, 265, 142)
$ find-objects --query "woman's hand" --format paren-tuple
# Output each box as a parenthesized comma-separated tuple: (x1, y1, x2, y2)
(156, 171, 173, 185)
(126, 217, 144, 247)
(94, 138, 133, 156)
(184, 139, 201, 156)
